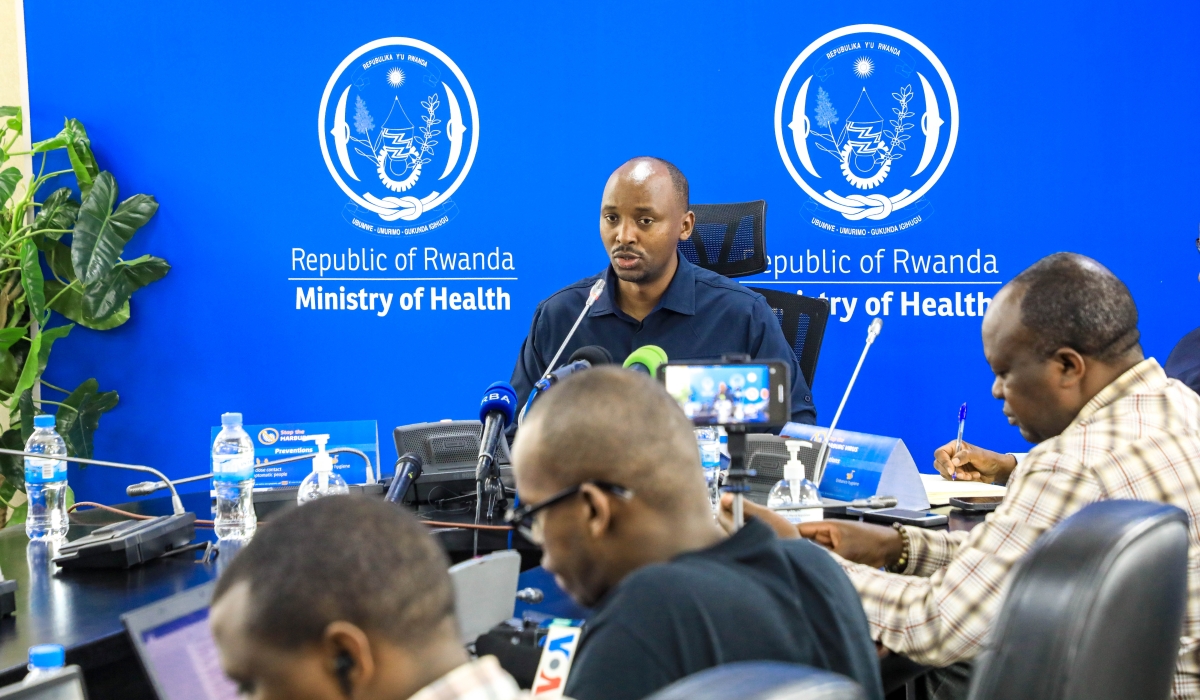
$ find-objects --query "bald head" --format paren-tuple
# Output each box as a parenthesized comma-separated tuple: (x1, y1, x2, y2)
(514, 366, 708, 513)
(610, 157, 689, 212)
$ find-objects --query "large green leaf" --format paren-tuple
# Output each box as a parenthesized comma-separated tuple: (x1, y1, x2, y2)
(0, 350, 18, 395)
(62, 119, 97, 199)
(20, 242, 45, 322)
(45, 279, 128, 329)
(7, 325, 72, 415)
(0, 168, 21, 208)
(70, 172, 159, 285)
(0, 328, 25, 353)
(33, 188, 79, 239)
(56, 378, 118, 460)
(0, 106, 20, 134)
(82, 255, 170, 319)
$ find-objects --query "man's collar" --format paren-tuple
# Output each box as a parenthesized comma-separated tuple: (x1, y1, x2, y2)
(408, 656, 523, 700)
(1068, 357, 1166, 429)
(589, 252, 697, 318)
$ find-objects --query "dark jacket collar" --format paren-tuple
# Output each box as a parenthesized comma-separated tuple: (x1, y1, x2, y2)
(590, 252, 697, 318)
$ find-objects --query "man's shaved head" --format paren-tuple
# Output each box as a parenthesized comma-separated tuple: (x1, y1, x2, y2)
(516, 366, 707, 510)
(615, 157, 689, 211)
(512, 366, 723, 606)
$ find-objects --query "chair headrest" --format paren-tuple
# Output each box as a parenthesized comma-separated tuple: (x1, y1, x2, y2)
(645, 662, 865, 700)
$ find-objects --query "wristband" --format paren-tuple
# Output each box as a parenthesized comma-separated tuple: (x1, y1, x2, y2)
(887, 522, 910, 574)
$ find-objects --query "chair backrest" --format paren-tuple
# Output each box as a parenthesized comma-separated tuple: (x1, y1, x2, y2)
(448, 549, 521, 644)
(968, 499, 1190, 700)
(680, 201, 767, 278)
(746, 287, 830, 387)
(645, 662, 864, 700)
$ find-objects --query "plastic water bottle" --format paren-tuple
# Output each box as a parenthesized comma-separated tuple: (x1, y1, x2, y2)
(695, 427, 722, 507)
(24, 644, 64, 685)
(212, 413, 256, 540)
(25, 415, 67, 541)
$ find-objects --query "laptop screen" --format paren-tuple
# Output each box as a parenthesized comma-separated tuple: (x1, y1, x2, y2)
(138, 607, 239, 700)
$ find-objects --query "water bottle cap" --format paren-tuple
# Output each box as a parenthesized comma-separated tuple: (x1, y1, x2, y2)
(32, 415, 54, 429)
(221, 413, 243, 427)
(28, 644, 64, 669)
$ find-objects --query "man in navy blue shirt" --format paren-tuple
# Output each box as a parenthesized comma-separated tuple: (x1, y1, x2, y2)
(510, 157, 816, 424)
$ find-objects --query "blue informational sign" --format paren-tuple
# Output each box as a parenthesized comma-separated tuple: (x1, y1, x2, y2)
(208, 420, 379, 490)
(22, 1, 1200, 505)
(782, 423, 928, 510)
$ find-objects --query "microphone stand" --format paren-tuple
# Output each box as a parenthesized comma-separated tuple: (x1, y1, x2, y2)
(519, 279, 605, 427)
(812, 318, 883, 487)
(0, 448, 185, 515)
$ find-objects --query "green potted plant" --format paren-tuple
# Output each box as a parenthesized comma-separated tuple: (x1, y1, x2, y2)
(0, 107, 169, 525)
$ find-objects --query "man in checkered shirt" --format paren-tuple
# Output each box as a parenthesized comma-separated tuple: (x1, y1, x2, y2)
(745, 253, 1200, 699)
(210, 496, 526, 700)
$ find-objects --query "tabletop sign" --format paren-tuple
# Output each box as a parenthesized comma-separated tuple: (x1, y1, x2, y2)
(209, 420, 380, 489)
(531, 624, 582, 698)
(780, 423, 930, 510)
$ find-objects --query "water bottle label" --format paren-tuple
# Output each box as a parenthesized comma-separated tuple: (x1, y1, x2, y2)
(24, 457, 65, 484)
(213, 454, 254, 481)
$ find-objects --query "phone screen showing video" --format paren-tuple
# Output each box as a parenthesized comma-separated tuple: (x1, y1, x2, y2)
(663, 364, 771, 425)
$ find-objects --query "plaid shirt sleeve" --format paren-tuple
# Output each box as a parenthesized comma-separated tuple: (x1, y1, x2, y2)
(901, 527, 968, 577)
(835, 448, 1101, 667)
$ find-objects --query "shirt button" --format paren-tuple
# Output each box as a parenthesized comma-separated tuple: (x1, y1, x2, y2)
(804, 395, 812, 402)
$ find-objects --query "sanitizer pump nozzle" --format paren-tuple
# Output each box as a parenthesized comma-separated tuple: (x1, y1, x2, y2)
(297, 434, 348, 504)
(784, 439, 807, 503)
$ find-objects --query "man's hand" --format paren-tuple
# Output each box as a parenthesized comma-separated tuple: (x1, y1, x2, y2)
(932, 440, 1017, 485)
(796, 520, 905, 569)
(717, 493, 800, 539)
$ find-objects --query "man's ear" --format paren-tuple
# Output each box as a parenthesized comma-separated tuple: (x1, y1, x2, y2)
(678, 210, 695, 242)
(1053, 347, 1087, 388)
(323, 621, 375, 697)
(579, 482, 616, 539)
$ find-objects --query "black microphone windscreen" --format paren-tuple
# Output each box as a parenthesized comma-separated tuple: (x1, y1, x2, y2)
(568, 345, 613, 367)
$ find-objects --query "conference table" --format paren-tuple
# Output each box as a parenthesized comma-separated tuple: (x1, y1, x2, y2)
(0, 490, 535, 698)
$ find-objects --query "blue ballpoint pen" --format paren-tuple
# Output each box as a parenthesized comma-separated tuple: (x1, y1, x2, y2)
(953, 403, 967, 480)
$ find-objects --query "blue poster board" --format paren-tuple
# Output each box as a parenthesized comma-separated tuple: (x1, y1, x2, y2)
(208, 420, 379, 489)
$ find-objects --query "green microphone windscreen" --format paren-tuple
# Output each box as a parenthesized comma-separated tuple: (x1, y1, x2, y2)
(622, 345, 669, 376)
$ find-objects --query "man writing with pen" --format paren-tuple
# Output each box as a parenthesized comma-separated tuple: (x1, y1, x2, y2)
(731, 253, 1200, 699)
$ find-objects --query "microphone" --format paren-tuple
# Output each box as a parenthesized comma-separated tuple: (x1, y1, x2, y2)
(518, 345, 613, 425)
(813, 317, 884, 486)
(385, 452, 424, 504)
(623, 345, 668, 377)
(0, 448, 186, 515)
(476, 381, 516, 555)
(540, 278, 606, 380)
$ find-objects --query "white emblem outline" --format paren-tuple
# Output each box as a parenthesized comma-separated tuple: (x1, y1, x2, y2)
(318, 38, 480, 222)
(774, 24, 958, 222)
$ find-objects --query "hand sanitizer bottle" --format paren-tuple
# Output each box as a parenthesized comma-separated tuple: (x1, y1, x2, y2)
(297, 434, 349, 504)
(768, 439, 824, 523)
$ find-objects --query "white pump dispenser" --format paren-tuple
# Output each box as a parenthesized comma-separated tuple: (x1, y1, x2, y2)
(768, 439, 824, 523)
(296, 434, 349, 504)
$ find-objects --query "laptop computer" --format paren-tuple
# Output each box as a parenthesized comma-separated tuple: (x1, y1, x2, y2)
(121, 583, 239, 700)
(0, 666, 87, 700)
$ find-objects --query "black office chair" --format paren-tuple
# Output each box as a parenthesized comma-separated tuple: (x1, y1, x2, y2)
(747, 287, 830, 387)
(967, 499, 1189, 700)
(645, 662, 865, 700)
(680, 201, 768, 278)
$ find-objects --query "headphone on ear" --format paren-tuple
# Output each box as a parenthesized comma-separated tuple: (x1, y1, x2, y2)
(334, 651, 354, 697)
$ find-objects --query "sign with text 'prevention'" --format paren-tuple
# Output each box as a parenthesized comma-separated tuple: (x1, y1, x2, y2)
(781, 423, 928, 510)
(209, 420, 379, 489)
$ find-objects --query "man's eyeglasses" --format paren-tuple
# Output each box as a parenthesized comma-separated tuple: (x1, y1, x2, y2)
(505, 481, 633, 544)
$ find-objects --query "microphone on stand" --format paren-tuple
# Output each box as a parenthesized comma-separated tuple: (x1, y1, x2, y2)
(518, 346, 614, 424)
(385, 452, 424, 504)
(623, 345, 668, 377)
(475, 381, 517, 556)
(539, 278, 606, 381)
(812, 317, 883, 487)
(0, 448, 186, 515)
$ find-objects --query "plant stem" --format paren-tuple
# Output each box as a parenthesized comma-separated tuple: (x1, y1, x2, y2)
(30, 399, 76, 412)
(43, 280, 77, 310)
(38, 379, 71, 394)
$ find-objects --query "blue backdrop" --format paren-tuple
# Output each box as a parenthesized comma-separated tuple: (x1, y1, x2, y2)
(22, 0, 1200, 504)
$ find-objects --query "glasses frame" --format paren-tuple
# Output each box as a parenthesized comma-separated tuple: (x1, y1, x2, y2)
(505, 480, 633, 543)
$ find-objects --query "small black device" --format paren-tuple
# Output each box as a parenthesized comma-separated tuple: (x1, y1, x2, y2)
(0, 579, 15, 617)
(53, 514, 196, 570)
(949, 496, 1003, 512)
(0, 665, 87, 699)
(122, 582, 239, 700)
(854, 508, 948, 528)
(392, 420, 514, 506)
(658, 360, 791, 427)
